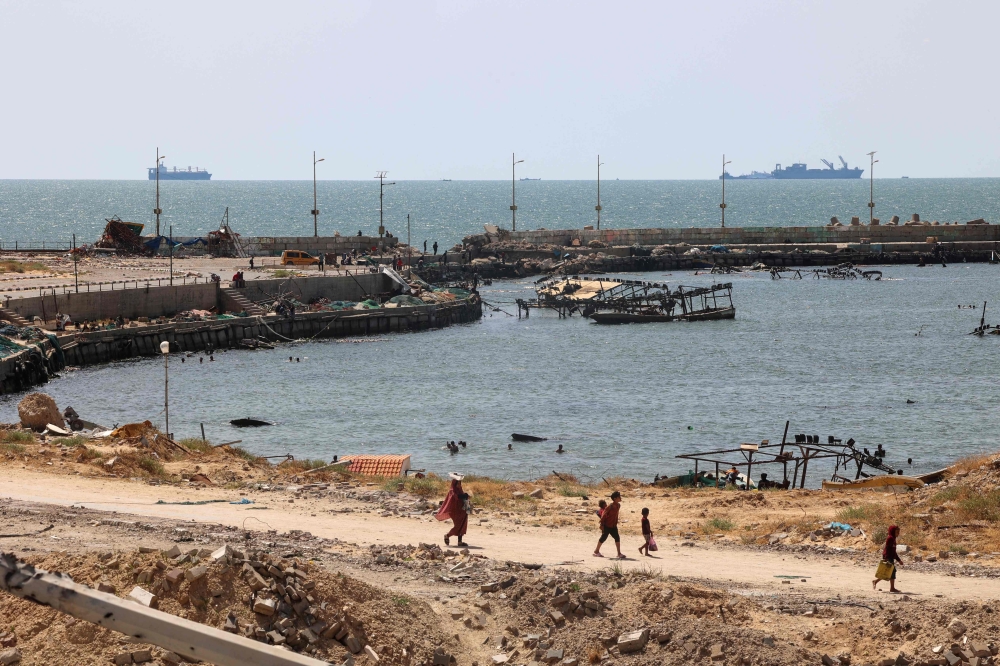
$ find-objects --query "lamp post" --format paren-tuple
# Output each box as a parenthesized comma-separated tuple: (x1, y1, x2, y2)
(510, 153, 524, 231)
(407, 213, 411, 268)
(595, 155, 605, 230)
(312, 151, 325, 237)
(72, 233, 78, 293)
(867, 151, 878, 224)
(375, 172, 395, 240)
(154, 148, 166, 236)
(159, 340, 170, 438)
(169, 225, 173, 286)
(720, 154, 732, 228)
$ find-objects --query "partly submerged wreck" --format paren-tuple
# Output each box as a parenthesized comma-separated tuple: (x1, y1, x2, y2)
(518, 277, 735, 323)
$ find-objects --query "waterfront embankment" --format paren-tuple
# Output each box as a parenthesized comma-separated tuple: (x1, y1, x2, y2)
(0, 271, 482, 394)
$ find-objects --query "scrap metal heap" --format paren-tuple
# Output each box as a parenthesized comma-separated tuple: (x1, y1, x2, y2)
(515, 276, 734, 322)
(95, 216, 150, 256)
(671, 421, 904, 490)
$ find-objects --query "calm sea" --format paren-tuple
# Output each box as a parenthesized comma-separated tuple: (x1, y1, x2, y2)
(1, 178, 999, 249)
(0, 179, 998, 485)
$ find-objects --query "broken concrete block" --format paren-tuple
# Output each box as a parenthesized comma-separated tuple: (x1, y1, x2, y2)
(432, 651, 452, 666)
(450, 611, 464, 620)
(561, 659, 579, 666)
(185, 566, 208, 582)
(97, 582, 117, 594)
(130, 650, 152, 664)
(491, 655, 508, 665)
(548, 611, 565, 626)
(365, 645, 380, 663)
(820, 655, 838, 666)
(947, 618, 966, 638)
(550, 593, 569, 606)
(0, 649, 21, 666)
(712, 644, 725, 661)
(126, 587, 157, 608)
(943, 651, 962, 666)
(529, 488, 544, 499)
(266, 630, 285, 645)
(210, 545, 233, 562)
(165, 568, 185, 585)
(544, 648, 563, 663)
(112, 653, 133, 665)
(160, 653, 182, 665)
(481, 582, 499, 593)
(163, 545, 181, 558)
(253, 598, 277, 615)
(345, 636, 362, 654)
(972, 641, 991, 658)
(617, 629, 649, 654)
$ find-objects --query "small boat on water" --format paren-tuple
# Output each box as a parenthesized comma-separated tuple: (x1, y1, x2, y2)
(822, 475, 924, 491)
(511, 433, 547, 442)
(231, 418, 274, 428)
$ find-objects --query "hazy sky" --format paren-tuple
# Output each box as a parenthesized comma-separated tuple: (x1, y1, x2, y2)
(2, 1, 998, 180)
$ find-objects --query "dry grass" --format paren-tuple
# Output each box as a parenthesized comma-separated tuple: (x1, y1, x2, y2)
(0, 260, 47, 273)
(3, 430, 34, 444)
(178, 437, 213, 453)
(702, 517, 735, 533)
(52, 435, 88, 448)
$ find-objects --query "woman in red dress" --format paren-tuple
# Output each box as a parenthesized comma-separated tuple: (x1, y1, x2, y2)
(436, 473, 469, 546)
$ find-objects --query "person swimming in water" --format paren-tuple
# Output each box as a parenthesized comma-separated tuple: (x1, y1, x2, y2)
(556, 444, 565, 453)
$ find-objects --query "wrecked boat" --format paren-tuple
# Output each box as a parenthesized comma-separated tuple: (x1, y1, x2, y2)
(516, 277, 735, 323)
(588, 282, 735, 324)
(511, 433, 547, 442)
(230, 418, 274, 427)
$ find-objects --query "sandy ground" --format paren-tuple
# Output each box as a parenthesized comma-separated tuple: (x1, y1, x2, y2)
(3, 467, 997, 603)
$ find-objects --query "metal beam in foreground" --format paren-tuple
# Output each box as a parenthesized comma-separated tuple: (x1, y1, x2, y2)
(0, 552, 329, 666)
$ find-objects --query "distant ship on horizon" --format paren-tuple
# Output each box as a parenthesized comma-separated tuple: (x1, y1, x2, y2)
(721, 155, 863, 180)
(148, 165, 212, 181)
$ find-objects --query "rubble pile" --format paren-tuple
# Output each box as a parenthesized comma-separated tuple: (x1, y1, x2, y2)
(0, 546, 455, 666)
(17, 393, 64, 431)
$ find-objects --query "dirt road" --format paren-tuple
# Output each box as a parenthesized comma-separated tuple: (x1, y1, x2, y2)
(4, 469, 997, 602)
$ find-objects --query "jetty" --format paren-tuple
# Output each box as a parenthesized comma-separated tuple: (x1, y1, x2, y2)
(0, 272, 481, 394)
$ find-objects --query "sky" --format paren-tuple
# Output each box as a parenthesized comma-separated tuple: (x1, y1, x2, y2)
(1, 0, 998, 180)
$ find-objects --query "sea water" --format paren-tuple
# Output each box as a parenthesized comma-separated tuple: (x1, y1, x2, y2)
(0, 179, 998, 484)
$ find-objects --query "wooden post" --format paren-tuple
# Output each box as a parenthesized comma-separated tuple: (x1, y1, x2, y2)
(779, 420, 789, 455)
(745, 452, 753, 490)
(0, 553, 328, 666)
(715, 462, 720, 490)
(200, 423, 206, 442)
(799, 451, 810, 489)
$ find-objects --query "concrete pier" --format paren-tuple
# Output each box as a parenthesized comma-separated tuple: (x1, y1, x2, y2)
(0, 273, 482, 394)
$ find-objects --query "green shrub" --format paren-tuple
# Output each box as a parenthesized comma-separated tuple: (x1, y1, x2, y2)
(178, 437, 213, 453)
(705, 517, 734, 532)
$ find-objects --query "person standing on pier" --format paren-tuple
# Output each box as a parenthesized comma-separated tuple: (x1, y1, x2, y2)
(437, 472, 469, 547)
(433, 241, 438, 256)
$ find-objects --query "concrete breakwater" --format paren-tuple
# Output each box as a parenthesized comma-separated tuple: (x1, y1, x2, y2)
(454, 220, 1000, 278)
(0, 273, 481, 394)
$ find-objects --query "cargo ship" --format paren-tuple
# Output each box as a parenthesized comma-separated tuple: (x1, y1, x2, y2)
(148, 165, 212, 180)
(720, 156, 863, 180)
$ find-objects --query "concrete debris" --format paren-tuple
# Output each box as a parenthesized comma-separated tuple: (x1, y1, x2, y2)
(126, 586, 157, 608)
(616, 629, 649, 654)
(17, 393, 64, 431)
(947, 618, 967, 638)
(0, 648, 21, 666)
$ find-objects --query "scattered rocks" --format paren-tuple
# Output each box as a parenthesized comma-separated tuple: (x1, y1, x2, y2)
(616, 629, 649, 654)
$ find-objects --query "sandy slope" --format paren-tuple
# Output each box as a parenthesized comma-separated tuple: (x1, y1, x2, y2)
(3, 469, 997, 602)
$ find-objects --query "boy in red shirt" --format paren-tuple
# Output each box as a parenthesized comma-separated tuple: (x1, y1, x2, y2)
(593, 491, 624, 559)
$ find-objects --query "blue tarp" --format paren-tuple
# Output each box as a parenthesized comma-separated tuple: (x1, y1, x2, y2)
(710, 245, 730, 253)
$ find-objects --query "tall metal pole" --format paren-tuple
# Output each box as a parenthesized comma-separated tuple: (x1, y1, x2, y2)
(867, 151, 878, 224)
(312, 151, 324, 237)
(169, 224, 173, 286)
(375, 172, 394, 239)
(164, 349, 169, 438)
(596, 155, 604, 230)
(510, 153, 524, 231)
(154, 147, 164, 237)
(72, 233, 78, 293)
(407, 213, 411, 268)
(720, 154, 732, 228)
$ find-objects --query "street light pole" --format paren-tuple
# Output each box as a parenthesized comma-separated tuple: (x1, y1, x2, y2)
(867, 151, 878, 224)
(407, 213, 411, 268)
(375, 172, 395, 240)
(596, 155, 605, 230)
(160, 341, 170, 438)
(154, 148, 166, 236)
(72, 233, 78, 293)
(720, 154, 732, 228)
(169, 225, 173, 286)
(510, 153, 524, 231)
(312, 151, 325, 237)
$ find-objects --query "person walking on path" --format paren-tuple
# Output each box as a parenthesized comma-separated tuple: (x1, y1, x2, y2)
(873, 524, 904, 592)
(436, 472, 470, 547)
(638, 507, 653, 557)
(594, 491, 624, 559)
